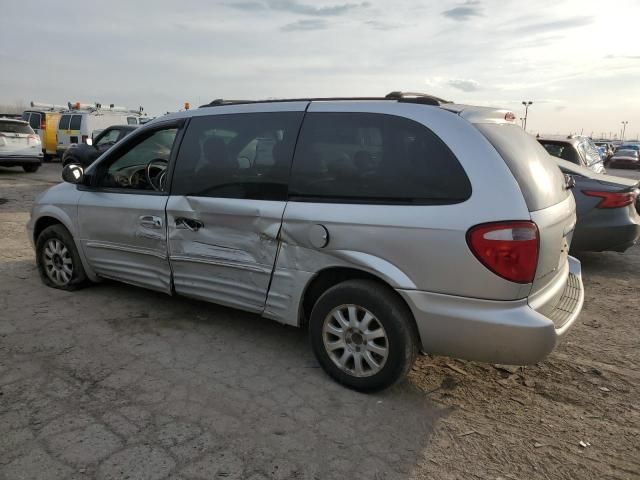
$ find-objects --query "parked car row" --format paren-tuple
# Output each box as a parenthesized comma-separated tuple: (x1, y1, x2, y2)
(537, 134, 606, 174)
(0, 102, 145, 173)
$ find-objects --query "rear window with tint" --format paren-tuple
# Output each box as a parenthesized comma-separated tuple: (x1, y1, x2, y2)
(69, 115, 82, 130)
(0, 121, 33, 134)
(538, 140, 581, 165)
(476, 124, 569, 212)
(59, 115, 71, 130)
(289, 112, 471, 204)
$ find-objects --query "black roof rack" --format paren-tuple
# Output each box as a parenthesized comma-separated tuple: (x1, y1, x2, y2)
(384, 91, 451, 105)
(199, 92, 451, 109)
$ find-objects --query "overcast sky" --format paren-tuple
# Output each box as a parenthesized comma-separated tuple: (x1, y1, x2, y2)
(2, 0, 640, 138)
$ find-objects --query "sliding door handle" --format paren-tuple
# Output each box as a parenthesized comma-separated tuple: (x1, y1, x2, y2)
(175, 217, 204, 232)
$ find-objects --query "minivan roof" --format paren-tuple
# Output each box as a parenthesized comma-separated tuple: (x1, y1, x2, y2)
(196, 91, 517, 125)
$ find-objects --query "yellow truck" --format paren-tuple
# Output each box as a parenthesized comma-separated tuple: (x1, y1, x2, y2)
(22, 102, 66, 161)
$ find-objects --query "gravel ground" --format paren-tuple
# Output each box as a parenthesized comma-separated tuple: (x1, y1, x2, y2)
(1, 164, 638, 480)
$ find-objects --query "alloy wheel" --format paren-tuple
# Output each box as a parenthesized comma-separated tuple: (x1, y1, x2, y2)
(322, 304, 389, 377)
(43, 238, 73, 286)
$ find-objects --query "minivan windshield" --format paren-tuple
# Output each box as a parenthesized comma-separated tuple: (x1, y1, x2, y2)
(476, 124, 569, 211)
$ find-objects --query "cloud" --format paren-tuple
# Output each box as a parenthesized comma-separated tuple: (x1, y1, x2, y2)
(605, 54, 640, 60)
(442, 1, 483, 21)
(227, 0, 370, 16)
(447, 78, 480, 92)
(517, 16, 593, 34)
(225, 1, 266, 11)
(364, 20, 402, 31)
(280, 19, 329, 31)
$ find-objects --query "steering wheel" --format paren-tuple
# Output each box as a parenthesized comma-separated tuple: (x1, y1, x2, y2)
(145, 158, 168, 191)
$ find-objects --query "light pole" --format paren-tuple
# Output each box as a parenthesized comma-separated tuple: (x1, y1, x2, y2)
(522, 101, 533, 131)
(621, 121, 628, 142)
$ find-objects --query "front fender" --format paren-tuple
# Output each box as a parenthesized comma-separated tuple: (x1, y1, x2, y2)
(29, 184, 99, 282)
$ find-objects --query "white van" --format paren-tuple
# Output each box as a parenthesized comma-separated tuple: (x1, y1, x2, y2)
(56, 103, 146, 156)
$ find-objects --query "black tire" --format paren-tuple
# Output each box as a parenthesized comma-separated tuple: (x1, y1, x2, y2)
(309, 279, 419, 392)
(43, 154, 52, 163)
(22, 164, 40, 173)
(36, 225, 89, 290)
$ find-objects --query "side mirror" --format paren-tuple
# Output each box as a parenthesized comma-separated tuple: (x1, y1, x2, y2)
(62, 164, 84, 184)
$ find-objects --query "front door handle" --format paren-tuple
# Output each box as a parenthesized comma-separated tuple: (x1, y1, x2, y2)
(175, 217, 204, 232)
(139, 215, 163, 229)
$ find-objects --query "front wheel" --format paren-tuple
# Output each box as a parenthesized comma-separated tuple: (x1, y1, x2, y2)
(36, 225, 88, 290)
(309, 279, 419, 392)
(23, 164, 40, 173)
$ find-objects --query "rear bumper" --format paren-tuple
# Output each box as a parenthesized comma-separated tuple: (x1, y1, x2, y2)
(571, 211, 640, 253)
(397, 256, 584, 365)
(0, 155, 43, 167)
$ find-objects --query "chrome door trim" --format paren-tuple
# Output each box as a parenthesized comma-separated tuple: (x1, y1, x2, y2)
(85, 241, 168, 260)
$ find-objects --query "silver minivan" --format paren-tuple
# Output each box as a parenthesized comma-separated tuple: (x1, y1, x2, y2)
(28, 93, 584, 391)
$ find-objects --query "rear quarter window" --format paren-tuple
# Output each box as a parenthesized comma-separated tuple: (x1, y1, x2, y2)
(289, 112, 471, 204)
(476, 124, 569, 211)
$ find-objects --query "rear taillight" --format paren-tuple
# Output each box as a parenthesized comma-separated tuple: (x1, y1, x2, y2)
(467, 221, 539, 284)
(28, 134, 40, 145)
(582, 190, 637, 209)
(40, 117, 46, 130)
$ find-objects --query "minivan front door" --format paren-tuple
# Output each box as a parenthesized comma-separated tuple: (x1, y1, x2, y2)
(77, 125, 181, 293)
(166, 107, 306, 312)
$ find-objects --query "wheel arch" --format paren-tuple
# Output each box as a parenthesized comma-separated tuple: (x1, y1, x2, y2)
(299, 266, 423, 346)
(32, 210, 99, 282)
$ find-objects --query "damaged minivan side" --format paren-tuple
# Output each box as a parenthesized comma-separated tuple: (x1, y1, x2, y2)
(28, 93, 584, 391)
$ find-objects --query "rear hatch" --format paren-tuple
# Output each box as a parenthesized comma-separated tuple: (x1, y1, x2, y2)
(474, 123, 575, 295)
(0, 121, 37, 154)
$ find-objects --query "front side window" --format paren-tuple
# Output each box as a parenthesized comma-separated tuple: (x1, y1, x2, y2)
(29, 112, 41, 130)
(97, 128, 178, 191)
(69, 115, 82, 130)
(289, 113, 471, 204)
(59, 114, 71, 130)
(171, 112, 304, 200)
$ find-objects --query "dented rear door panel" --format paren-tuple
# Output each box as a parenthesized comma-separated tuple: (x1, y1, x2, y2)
(166, 196, 285, 312)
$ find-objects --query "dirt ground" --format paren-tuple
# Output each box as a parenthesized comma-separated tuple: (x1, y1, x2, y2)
(1, 163, 638, 480)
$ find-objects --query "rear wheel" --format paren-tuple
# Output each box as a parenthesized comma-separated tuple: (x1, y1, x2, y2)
(23, 164, 39, 173)
(309, 279, 418, 392)
(36, 225, 88, 290)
